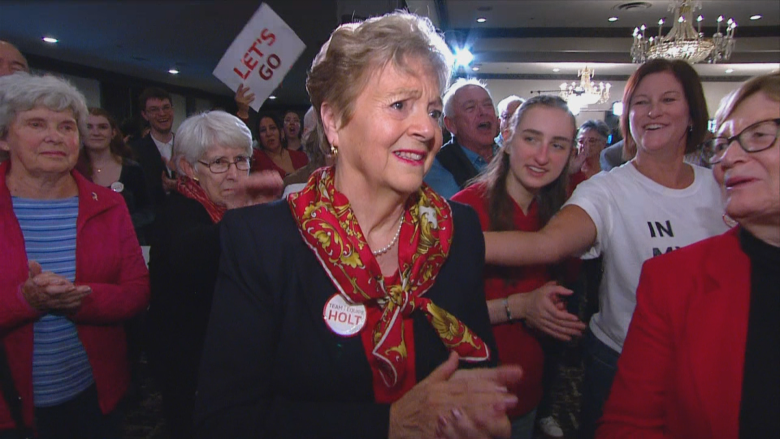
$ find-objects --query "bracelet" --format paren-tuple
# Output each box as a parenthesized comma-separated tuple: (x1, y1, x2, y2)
(503, 297, 513, 322)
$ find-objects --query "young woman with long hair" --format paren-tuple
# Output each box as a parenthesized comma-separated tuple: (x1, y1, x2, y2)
(78, 107, 154, 244)
(452, 95, 586, 439)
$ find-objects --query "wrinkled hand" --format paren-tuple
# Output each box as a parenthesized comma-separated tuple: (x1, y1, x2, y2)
(22, 261, 91, 314)
(235, 84, 255, 119)
(523, 281, 586, 341)
(389, 352, 522, 439)
(225, 170, 283, 209)
(570, 144, 588, 173)
(435, 408, 494, 439)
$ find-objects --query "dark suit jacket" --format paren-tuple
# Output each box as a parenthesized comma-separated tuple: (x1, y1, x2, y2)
(130, 134, 167, 208)
(147, 193, 220, 392)
(194, 200, 498, 439)
(436, 138, 480, 190)
(598, 228, 748, 439)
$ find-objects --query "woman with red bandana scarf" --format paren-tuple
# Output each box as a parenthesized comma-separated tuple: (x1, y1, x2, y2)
(194, 11, 522, 439)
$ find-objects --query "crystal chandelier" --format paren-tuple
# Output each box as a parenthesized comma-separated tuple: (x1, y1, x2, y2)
(631, 0, 736, 64)
(559, 66, 611, 109)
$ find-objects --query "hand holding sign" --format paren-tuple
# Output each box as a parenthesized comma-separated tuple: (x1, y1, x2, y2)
(213, 3, 306, 111)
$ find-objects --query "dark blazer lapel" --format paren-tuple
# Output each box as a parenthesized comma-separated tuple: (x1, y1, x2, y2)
(685, 230, 749, 437)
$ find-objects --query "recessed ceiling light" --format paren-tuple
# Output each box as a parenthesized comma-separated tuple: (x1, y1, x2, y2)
(42, 37, 58, 44)
(472, 66, 480, 71)
(725, 68, 734, 73)
(269, 95, 277, 100)
(750, 14, 762, 20)
(476, 17, 487, 23)
(553, 68, 560, 72)
(608, 17, 619, 22)
(168, 69, 179, 75)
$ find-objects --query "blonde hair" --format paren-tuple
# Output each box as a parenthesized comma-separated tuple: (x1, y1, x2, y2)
(306, 11, 453, 152)
(714, 72, 780, 129)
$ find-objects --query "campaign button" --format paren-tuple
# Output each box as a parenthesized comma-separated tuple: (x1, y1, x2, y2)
(323, 293, 366, 337)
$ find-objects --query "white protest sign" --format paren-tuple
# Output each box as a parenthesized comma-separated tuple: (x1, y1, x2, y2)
(213, 3, 306, 111)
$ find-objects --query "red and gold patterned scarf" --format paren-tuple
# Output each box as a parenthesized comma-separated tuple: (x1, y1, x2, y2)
(176, 176, 226, 224)
(288, 167, 490, 401)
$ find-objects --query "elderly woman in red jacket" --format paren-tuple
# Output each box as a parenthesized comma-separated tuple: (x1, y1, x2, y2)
(0, 73, 149, 438)
(597, 72, 780, 438)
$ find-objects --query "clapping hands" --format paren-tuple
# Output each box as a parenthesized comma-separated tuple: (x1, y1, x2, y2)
(390, 352, 523, 439)
(22, 261, 91, 314)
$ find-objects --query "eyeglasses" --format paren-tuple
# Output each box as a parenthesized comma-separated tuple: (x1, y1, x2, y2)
(197, 156, 253, 173)
(144, 105, 173, 116)
(577, 137, 605, 145)
(702, 118, 780, 165)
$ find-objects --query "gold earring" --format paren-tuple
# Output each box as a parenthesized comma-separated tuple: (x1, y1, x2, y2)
(330, 145, 338, 157)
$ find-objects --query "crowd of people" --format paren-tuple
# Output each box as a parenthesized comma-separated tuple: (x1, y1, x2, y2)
(0, 9, 778, 439)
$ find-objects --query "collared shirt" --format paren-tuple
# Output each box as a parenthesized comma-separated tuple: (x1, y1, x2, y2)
(424, 142, 497, 199)
(494, 133, 505, 148)
(151, 134, 174, 164)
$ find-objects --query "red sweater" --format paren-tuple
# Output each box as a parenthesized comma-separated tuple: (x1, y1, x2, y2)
(251, 148, 309, 179)
(0, 162, 150, 430)
(452, 183, 549, 418)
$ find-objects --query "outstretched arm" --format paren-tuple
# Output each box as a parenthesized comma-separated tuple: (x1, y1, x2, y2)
(484, 204, 597, 266)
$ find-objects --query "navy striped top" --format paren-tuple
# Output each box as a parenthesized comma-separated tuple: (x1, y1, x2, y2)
(12, 196, 94, 407)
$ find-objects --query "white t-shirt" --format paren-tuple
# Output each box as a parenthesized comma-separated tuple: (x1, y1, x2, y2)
(565, 162, 729, 352)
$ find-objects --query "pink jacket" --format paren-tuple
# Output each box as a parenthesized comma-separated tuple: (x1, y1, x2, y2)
(0, 161, 150, 430)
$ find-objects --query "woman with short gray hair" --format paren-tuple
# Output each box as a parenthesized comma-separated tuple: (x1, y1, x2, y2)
(0, 73, 149, 438)
(146, 110, 281, 439)
(570, 119, 611, 189)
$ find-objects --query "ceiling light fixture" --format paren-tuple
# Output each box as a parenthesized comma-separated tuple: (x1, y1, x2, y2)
(750, 14, 762, 21)
(725, 68, 734, 73)
(42, 37, 58, 44)
(269, 95, 277, 100)
(472, 66, 480, 71)
(553, 68, 561, 72)
(609, 17, 619, 22)
(476, 17, 487, 23)
(631, 0, 736, 64)
(168, 69, 179, 75)
(454, 48, 474, 67)
(559, 66, 611, 110)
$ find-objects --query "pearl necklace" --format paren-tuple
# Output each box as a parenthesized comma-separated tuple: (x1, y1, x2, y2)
(371, 215, 403, 257)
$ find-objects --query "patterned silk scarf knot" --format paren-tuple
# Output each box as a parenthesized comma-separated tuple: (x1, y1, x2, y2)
(288, 167, 490, 393)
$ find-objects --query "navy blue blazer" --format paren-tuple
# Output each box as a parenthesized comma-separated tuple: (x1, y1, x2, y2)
(194, 199, 498, 439)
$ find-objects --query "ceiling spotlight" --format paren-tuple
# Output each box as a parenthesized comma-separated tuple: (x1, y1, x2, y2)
(553, 68, 561, 72)
(168, 68, 179, 75)
(476, 17, 487, 23)
(472, 66, 480, 71)
(608, 17, 619, 22)
(42, 37, 58, 44)
(269, 95, 277, 100)
(454, 48, 474, 67)
(725, 68, 734, 73)
(750, 14, 762, 20)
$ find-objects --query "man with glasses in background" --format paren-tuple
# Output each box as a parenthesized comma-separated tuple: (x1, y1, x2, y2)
(131, 87, 177, 209)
